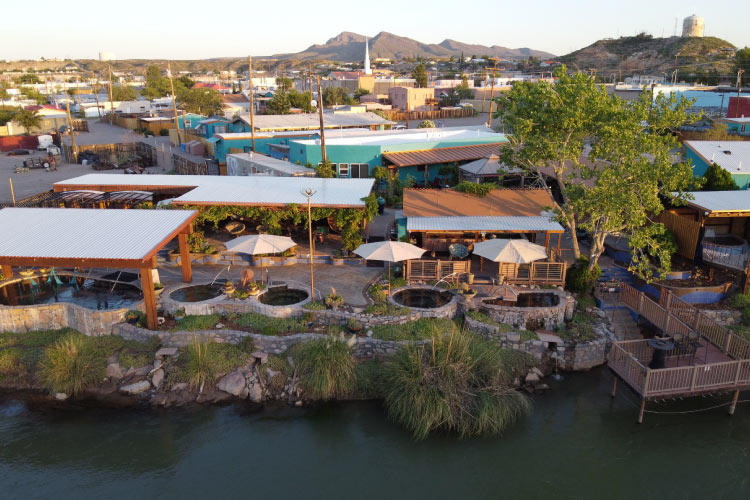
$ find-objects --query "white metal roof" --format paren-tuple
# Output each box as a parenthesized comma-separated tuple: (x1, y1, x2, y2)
(406, 216, 564, 232)
(0, 208, 196, 261)
(684, 190, 750, 213)
(55, 174, 374, 207)
(295, 126, 502, 147)
(236, 111, 394, 131)
(685, 141, 750, 174)
(226, 153, 314, 176)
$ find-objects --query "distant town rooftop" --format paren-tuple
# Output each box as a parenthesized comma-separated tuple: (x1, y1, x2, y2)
(685, 141, 750, 174)
(54, 174, 374, 208)
(296, 126, 503, 147)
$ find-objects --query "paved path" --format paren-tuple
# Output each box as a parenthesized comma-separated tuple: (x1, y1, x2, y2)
(158, 263, 382, 306)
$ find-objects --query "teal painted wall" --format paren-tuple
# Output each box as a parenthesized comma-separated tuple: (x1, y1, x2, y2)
(727, 122, 750, 136)
(212, 134, 318, 162)
(687, 146, 750, 188)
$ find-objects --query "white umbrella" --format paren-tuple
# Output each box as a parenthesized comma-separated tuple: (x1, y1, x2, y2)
(224, 234, 297, 284)
(354, 241, 425, 293)
(472, 239, 548, 264)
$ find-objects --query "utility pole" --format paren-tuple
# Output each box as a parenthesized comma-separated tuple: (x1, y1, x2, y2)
(168, 61, 181, 145)
(64, 97, 78, 163)
(248, 56, 256, 152)
(308, 64, 313, 109)
(316, 75, 327, 163)
(301, 188, 317, 301)
(107, 64, 115, 123)
(485, 57, 500, 128)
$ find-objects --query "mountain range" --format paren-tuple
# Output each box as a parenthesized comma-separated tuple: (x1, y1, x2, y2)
(272, 31, 555, 62)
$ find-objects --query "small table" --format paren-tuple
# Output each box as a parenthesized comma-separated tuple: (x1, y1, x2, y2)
(647, 338, 675, 369)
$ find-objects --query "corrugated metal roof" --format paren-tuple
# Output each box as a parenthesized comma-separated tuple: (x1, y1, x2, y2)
(406, 216, 564, 232)
(382, 143, 504, 167)
(236, 111, 394, 131)
(684, 190, 750, 214)
(685, 141, 750, 174)
(403, 189, 554, 217)
(0, 208, 196, 260)
(55, 174, 374, 208)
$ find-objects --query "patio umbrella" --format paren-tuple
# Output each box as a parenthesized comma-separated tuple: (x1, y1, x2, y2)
(353, 241, 426, 294)
(472, 239, 548, 264)
(224, 234, 297, 284)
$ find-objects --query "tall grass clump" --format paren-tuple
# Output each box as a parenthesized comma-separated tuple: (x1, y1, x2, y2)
(40, 333, 103, 395)
(290, 336, 356, 399)
(382, 325, 532, 440)
(182, 337, 252, 391)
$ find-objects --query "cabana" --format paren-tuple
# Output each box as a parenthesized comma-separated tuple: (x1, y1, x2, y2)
(0, 208, 198, 330)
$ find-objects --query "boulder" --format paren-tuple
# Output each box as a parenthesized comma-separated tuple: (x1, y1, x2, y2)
(524, 372, 540, 384)
(54, 392, 68, 401)
(217, 371, 247, 396)
(248, 382, 263, 403)
(106, 363, 123, 380)
(134, 365, 151, 376)
(155, 347, 179, 359)
(531, 367, 544, 378)
(151, 369, 165, 389)
(120, 380, 151, 395)
(153, 359, 162, 370)
(171, 382, 188, 392)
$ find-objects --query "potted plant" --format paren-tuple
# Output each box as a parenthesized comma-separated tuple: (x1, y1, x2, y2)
(248, 281, 262, 296)
(154, 282, 165, 296)
(459, 282, 477, 299)
(223, 281, 236, 296)
(125, 310, 144, 326)
(325, 288, 344, 309)
(347, 318, 363, 334)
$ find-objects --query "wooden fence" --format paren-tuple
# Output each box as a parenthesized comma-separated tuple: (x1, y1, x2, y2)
(498, 261, 566, 286)
(171, 153, 218, 175)
(656, 210, 701, 260)
(71, 119, 89, 132)
(62, 141, 157, 167)
(381, 107, 474, 122)
(405, 260, 470, 282)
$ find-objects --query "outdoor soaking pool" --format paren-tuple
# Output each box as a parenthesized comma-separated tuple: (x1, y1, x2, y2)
(483, 292, 560, 308)
(259, 286, 309, 306)
(0, 276, 142, 310)
(169, 284, 224, 303)
(480, 289, 573, 330)
(391, 288, 453, 309)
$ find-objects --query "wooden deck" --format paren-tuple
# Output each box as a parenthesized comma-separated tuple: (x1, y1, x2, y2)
(608, 283, 750, 403)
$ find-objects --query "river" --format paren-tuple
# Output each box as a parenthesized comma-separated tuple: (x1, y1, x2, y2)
(1, 368, 749, 500)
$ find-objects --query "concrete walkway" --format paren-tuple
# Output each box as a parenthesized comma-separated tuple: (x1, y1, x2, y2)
(157, 263, 382, 306)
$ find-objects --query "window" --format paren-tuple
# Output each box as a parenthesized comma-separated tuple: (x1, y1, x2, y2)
(350, 163, 369, 178)
(215, 125, 227, 134)
(185, 119, 192, 127)
(337, 163, 349, 178)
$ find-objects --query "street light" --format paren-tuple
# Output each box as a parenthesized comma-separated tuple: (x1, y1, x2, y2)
(301, 188, 317, 300)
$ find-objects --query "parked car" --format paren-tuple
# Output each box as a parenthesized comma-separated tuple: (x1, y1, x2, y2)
(393, 125, 407, 130)
(6, 149, 30, 156)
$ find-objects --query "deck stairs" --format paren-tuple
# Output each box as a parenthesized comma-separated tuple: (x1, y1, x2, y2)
(597, 267, 641, 340)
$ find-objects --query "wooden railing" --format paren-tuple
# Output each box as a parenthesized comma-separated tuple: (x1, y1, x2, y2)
(609, 339, 750, 398)
(498, 261, 566, 286)
(405, 260, 470, 283)
(702, 242, 749, 271)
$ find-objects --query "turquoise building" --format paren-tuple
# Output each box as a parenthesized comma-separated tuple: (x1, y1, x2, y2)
(685, 140, 750, 189)
(289, 126, 507, 181)
(726, 118, 750, 137)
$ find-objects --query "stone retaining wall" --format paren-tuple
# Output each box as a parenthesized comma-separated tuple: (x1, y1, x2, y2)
(162, 282, 458, 327)
(112, 323, 427, 359)
(464, 312, 616, 371)
(475, 289, 575, 330)
(0, 301, 143, 336)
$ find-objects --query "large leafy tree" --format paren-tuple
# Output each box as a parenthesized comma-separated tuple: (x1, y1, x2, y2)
(411, 63, 428, 88)
(736, 47, 750, 73)
(111, 84, 137, 101)
(178, 87, 223, 116)
(14, 109, 42, 134)
(572, 91, 696, 279)
(21, 86, 47, 104)
(322, 86, 354, 107)
(497, 67, 614, 258)
(441, 77, 474, 106)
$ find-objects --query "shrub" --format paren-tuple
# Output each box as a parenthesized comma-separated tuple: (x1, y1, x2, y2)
(381, 328, 532, 440)
(453, 181, 497, 196)
(325, 289, 344, 308)
(183, 338, 251, 391)
(364, 302, 410, 316)
(566, 257, 601, 294)
(557, 312, 597, 343)
(371, 318, 455, 341)
(355, 359, 383, 398)
(0, 348, 24, 381)
(417, 119, 435, 128)
(228, 312, 306, 335)
(290, 336, 356, 399)
(159, 128, 170, 136)
(40, 333, 103, 394)
(368, 283, 387, 303)
(302, 301, 326, 311)
(172, 314, 221, 331)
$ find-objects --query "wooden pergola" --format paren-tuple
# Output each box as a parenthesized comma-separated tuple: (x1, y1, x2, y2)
(0, 208, 197, 330)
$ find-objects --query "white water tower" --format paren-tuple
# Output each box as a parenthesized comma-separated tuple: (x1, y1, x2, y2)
(682, 15, 704, 37)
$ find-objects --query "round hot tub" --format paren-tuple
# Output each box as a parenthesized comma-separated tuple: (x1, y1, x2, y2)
(479, 290, 572, 330)
(258, 285, 309, 306)
(483, 292, 560, 308)
(391, 287, 452, 309)
(169, 284, 224, 303)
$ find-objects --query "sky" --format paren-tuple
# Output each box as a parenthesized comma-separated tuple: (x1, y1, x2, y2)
(1, 0, 748, 61)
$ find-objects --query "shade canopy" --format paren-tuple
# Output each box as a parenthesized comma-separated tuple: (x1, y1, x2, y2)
(353, 241, 425, 263)
(472, 239, 548, 263)
(224, 234, 297, 255)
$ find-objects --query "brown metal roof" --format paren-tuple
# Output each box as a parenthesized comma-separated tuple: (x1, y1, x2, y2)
(382, 143, 504, 167)
(403, 188, 554, 217)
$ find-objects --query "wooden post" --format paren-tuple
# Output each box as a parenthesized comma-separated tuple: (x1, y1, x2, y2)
(544, 232, 550, 253)
(178, 233, 192, 283)
(140, 266, 158, 330)
(637, 399, 646, 424)
(729, 389, 740, 415)
(248, 56, 256, 152)
(64, 98, 78, 163)
(1, 265, 12, 279)
(611, 377, 618, 398)
(108, 64, 115, 124)
(168, 62, 181, 145)
(9, 178, 16, 206)
(316, 75, 327, 163)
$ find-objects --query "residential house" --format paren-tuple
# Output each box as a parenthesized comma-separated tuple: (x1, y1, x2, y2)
(685, 141, 750, 188)
(388, 87, 436, 111)
(226, 152, 315, 177)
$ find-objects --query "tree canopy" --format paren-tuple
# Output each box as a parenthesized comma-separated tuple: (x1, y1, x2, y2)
(322, 86, 354, 107)
(736, 47, 750, 73)
(111, 84, 137, 101)
(13, 109, 42, 134)
(411, 63, 428, 88)
(702, 162, 738, 191)
(441, 77, 473, 106)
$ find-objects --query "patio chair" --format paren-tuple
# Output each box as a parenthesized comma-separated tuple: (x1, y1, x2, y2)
(671, 333, 688, 363)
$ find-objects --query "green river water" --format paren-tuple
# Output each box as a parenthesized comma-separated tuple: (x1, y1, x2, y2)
(1, 368, 749, 500)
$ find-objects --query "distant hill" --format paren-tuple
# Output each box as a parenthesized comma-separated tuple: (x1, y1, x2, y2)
(273, 31, 555, 62)
(556, 34, 736, 76)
